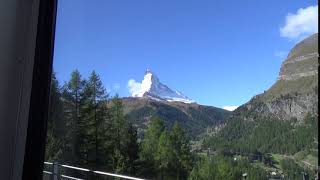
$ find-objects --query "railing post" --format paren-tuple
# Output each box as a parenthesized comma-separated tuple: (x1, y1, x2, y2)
(53, 161, 59, 180)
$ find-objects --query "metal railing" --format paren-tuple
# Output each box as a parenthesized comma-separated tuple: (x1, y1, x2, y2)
(43, 161, 145, 180)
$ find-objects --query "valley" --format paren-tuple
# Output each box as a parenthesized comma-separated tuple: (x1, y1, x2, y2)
(45, 33, 318, 179)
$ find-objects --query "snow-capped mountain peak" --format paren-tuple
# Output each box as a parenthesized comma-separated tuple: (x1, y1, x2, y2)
(133, 69, 195, 104)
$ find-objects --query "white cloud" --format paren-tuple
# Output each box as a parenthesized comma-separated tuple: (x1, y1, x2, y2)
(223, 106, 239, 111)
(127, 79, 141, 97)
(280, 5, 318, 40)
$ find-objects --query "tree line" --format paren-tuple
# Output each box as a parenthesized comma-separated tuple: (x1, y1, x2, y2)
(46, 70, 316, 179)
(189, 155, 267, 180)
(45, 70, 193, 179)
(203, 115, 318, 155)
(46, 70, 137, 174)
(201, 114, 318, 179)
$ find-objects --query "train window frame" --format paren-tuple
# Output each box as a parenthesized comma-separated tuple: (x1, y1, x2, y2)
(22, 0, 57, 179)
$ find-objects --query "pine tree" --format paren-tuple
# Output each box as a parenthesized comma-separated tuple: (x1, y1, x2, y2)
(110, 95, 129, 173)
(126, 123, 139, 175)
(82, 71, 109, 168)
(156, 130, 174, 180)
(140, 117, 165, 177)
(62, 70, 86, 165)
(140, 117, 165, 160)
(171, 121, 193, 179)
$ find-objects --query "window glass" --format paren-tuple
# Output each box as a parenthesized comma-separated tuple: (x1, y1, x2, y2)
(44, 1, 319, 179)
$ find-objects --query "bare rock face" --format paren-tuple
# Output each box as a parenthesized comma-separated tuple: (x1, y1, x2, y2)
(234, 33, 318, 121)
(278, 33, 318, 81)
(238, 92, 318, 121)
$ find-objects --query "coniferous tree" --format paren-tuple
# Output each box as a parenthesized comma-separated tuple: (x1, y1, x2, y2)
(108, 95, 140, 175)
(171, 121, 193, 179)
(156, 130, 174, 180)
(140, 117, 165, 177)
(82, 71, 109, 168)
(62, 70, 86, 165)
(110, 95, 129, 173)
(126, 123, 139, 175)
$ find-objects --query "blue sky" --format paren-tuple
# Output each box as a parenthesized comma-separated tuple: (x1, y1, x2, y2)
(53, 0, 318, 110)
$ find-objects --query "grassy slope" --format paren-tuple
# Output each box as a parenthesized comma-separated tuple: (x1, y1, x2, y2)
(263, 74, 318, 100)
(287, 33, 318, 59)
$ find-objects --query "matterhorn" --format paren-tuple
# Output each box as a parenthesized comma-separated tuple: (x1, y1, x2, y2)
(132, 69, 195, 104)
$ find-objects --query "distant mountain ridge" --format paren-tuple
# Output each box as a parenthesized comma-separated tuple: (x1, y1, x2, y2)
(122, 69, 231, 138)
(122, 34, 318, 140)
(121, 97, 230, 138)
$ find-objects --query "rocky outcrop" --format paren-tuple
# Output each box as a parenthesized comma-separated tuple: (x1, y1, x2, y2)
(278, 34, 318, 81)
(237, 91, 318, 121)
(233, 33, 318, 121)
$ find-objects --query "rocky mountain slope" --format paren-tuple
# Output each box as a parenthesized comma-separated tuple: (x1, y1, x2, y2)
(122, 69, 230, 138)
(122, 97, 230, 138)
(203, 34, 318, 169)
(233, 33, 318, 121)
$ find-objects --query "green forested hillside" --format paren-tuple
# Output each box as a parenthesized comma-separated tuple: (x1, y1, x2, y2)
(122, 97, 230, 138)
(203, 114, 318, 154)
(45, 33, 318, 180)
(198, 34, 318, 179)
(45, 70, 233, 179)
(46, 69, 318, 179)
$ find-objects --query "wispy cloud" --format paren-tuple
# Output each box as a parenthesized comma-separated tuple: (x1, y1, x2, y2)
(223, 106, 239, 111)
(280, 5, 318, 41)
(127, 79, 141, 97)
